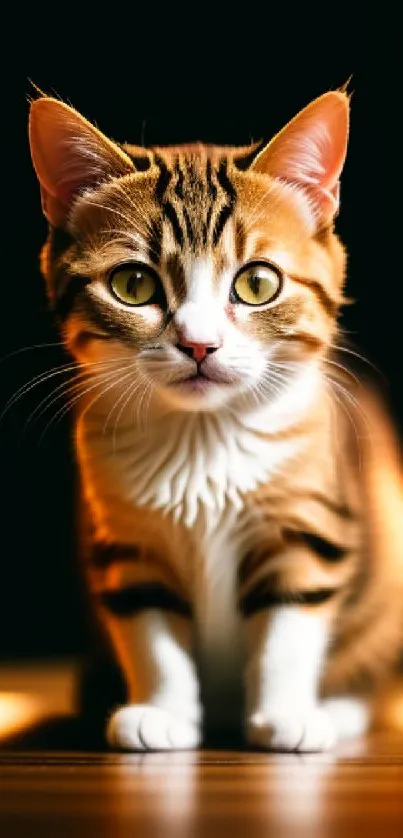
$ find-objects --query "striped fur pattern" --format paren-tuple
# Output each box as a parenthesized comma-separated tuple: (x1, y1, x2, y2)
(28, 91, 403, 751)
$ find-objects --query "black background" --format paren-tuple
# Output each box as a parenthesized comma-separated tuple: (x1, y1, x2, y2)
(0, 14, 400, 659)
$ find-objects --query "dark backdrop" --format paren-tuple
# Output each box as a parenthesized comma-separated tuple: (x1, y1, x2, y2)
(0, 15, 400, 658)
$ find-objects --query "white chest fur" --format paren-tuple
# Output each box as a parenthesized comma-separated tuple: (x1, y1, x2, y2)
(79, 364, 318, 532)
(79, 366, 319, 727)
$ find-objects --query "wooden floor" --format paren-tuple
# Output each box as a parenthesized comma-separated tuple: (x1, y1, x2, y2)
(1, 663, 403, 837)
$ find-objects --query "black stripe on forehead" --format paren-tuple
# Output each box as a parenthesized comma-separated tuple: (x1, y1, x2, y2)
(203, 158, 217, 246)
(164, 202, 185, 248)
(153, 154, 186, 250)
(173, 159, 195, 245)
(206, 158, 217, 202)
(217, 158, 237, 207)
(212, 159, 237, 246)
(173, 159, 184, 199)
(153, 153, 172, 203)
(148, 217, 162, 264)
(165, 253, 186, 299)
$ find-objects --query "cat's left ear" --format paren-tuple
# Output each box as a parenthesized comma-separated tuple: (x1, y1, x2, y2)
(250, 91, 350, 226)
(29, 97, 137, 228)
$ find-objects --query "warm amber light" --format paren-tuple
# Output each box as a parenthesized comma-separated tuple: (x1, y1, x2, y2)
(0, 693, 44, 740)
(385, 691, 403, 732)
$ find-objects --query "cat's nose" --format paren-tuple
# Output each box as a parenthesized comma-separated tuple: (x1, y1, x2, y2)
(176, 339, 220, 363)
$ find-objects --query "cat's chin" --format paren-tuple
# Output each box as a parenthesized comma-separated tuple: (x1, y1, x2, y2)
(160, 377, 236, 411)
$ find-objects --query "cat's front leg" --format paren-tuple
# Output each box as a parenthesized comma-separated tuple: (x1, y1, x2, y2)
(91, 546, 201, 751)
(106, 610, 201, 751)
(243, 602, 336, 753)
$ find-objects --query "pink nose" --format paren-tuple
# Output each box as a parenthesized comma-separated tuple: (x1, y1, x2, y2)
(176, 337, 221, 363)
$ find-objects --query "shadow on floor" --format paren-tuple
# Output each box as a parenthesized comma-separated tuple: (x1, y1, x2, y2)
(0, 713, 245, 752)
(0, 715, 107, 751)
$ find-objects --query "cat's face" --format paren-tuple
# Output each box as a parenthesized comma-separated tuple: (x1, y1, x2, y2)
(29, 93, 349, 413)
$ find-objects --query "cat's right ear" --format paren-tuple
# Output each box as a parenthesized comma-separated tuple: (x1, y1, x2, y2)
(249, 91, 350, 227)
(28, 97, 136, 228)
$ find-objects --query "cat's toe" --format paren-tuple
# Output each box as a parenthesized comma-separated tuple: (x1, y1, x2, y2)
(107, 704, 201, 751)
(246, 707, 337, 752)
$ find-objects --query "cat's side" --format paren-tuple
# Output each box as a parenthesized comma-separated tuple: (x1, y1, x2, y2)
(28, 90, 403, 751)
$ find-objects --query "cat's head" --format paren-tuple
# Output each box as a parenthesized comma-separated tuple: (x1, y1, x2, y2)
(28, 91, 349, 414)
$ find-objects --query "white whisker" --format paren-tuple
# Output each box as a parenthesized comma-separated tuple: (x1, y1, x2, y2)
(24, 361, 123, 432)
(0, 341, 65, 365)
(112, 379, 141, 453)
(37, 367, 130, 445)
(330, 342, 386, 382)
(322, 356, 361, 389)
(0, 356, 127, 423)
(102, 370, 139, 436)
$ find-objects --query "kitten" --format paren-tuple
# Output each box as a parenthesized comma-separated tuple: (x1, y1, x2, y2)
(28, 90, 403, 751)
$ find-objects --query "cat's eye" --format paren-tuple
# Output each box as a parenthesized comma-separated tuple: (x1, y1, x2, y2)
(232, 262, 282, 306)
(109, 264, 160, 306)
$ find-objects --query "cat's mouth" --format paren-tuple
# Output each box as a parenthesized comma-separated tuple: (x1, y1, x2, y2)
(172, 368, 231, 393)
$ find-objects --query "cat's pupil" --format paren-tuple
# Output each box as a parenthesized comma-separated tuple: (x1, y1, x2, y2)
(127, 273, 141, 296)
(249, 274, 261, 296)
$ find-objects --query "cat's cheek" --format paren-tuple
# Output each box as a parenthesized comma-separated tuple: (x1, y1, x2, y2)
(66, 331, 135, 367)
(135, 306, 165, 332)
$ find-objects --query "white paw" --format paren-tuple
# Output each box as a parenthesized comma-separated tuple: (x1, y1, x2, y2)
(322, 697, 370, 739)
(246, 706, 337, 752)
(107, 704, 201, 751)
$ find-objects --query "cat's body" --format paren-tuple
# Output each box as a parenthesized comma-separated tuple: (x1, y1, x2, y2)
(28, 90, 403, 751)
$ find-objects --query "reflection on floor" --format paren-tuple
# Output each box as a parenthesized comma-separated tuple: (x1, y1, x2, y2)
(0, 662, 403, 836)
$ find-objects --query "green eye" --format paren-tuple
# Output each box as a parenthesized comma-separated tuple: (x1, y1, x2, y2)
(109, 264, 159, 306)
(233, 262, 282, 305)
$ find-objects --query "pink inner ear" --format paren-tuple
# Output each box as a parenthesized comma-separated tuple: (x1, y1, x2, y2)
(29, 98, 134, 226)
(252, 92, 349, 222)
(33, 124, 120, 205)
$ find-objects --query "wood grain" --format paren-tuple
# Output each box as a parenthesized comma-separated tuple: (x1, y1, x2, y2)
(0, 663, 402, 836)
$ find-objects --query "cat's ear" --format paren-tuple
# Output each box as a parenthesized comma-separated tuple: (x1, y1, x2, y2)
(29, 97, 136, 228)
(250, 91, 350, 226)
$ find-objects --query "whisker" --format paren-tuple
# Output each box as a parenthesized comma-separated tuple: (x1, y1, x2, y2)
(24, 361, 123, 431)
(112, 378, 141, 452)
(1, 362, 82, 420)
(0, 341, 65, 365)
(242, 367, 287, 408)
(322, 356, 361, 389)
(37, 367, 128, 445)
(0, 357, 123, 422)
(142, 378, 155, 431)
(102, 369, 139, 436)
(136, 376, 154, 434)
(322, 375, 372, 473)
(330, 342, 387, 382)
(78, 371, 139, 432)
(326, 374, 371, 431)
(324, 378, 362, 470)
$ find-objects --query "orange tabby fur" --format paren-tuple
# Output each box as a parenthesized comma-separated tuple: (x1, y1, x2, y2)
(28, 90, 403, 751)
